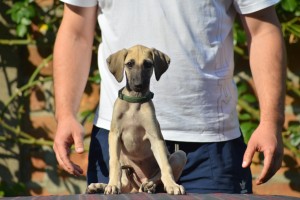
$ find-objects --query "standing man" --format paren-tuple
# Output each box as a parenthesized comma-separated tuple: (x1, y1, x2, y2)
(53, 0, 286, 194)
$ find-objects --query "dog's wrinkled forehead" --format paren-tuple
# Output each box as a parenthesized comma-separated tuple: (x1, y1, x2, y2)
(125, 45, 153, 65)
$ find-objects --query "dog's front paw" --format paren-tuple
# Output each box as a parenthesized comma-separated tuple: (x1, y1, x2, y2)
(86, 183, 107, 194)
(104, 184, 120, 194)
(165, 184, 185, 195)
(139, 181, 156, 193)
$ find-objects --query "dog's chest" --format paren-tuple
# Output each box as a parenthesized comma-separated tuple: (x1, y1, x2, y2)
(115, 102, 153, 157)
(118, 103, 144, 127)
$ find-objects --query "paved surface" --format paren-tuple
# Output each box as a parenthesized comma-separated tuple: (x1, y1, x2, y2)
(1, 193, 299, 200)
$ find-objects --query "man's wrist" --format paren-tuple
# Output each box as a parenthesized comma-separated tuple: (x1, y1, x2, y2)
(55, 111, 77, 122)
(260, 115, 284, 124)
(259, 116, 285, 133)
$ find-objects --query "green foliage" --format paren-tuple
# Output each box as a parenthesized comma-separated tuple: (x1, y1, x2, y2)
(233, 22, 247, 56)
(281, 0, 299, 13)
(289, 125, 300, 147)
(285, 122, 300, 157)
(236, 80, 259, 143)
(88, 72, 101, 84)
(277, 1, 300, 156)
(278, 0, 300, 42)
(6, 0, 36, 37)
(0, 181, 26, 197)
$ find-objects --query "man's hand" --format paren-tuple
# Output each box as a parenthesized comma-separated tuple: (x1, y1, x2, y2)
(242, 121, 283, 185)
(53, 116, 85, 176)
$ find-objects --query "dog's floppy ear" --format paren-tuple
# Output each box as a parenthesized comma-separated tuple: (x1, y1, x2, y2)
(106, 49, 128, 82)
(152, 48, 170, 81)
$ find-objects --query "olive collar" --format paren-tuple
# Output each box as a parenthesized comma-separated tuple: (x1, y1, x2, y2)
(118, 87, 154, 103)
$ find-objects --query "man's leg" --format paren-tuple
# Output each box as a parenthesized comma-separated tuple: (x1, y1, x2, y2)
(165, 136, 252, 194)
(87, 126, 110, 185)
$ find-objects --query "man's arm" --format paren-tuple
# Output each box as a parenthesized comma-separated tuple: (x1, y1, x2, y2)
(239, 6, 286, 185)
(53, 4, 97, 175)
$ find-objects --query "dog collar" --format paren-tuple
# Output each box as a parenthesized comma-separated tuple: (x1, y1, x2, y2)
(118, 88, 154, 103)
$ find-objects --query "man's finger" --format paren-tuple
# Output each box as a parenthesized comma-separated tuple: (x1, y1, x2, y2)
(54, 145, 69, 171)
(54, 143, 77, 175)
(256, 150, 274, 185)
(73, 131, 84, 153)
(242, 143, 256, 168)
(73, 163, 84, 176)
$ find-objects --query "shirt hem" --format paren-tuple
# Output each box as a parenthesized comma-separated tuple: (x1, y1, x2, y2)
(162, 129, 241, 143)
(94, 119, 241, 143)
(236, 0, 279, 14)
(60, 0, 98, 7)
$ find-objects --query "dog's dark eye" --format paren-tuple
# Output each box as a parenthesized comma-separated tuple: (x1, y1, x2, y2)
(143, 60, 153, 69)
(125, 60, 134, 69)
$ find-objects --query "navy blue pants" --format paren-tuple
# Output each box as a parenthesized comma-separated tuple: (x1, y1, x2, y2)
(87, 126, 252, 194)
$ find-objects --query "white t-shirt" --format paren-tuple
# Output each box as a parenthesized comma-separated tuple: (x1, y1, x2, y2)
(60, 0, 279, 142)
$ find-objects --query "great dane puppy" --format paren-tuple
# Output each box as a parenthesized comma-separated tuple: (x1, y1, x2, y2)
(86, 45, 186, 195)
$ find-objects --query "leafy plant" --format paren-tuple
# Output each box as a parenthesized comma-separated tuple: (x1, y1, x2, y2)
(0, 180, 26, 197)
(6, 0, 36, 37)
(236, 80, 259, 143)
(278, 0, 300, 43)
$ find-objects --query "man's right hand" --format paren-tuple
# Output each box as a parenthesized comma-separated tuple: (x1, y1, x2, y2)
(53, 116, 85, 176)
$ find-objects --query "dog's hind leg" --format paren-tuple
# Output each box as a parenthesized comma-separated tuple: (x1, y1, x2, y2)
(139, 150, 187, 193)
(169, 150, 187, 181)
